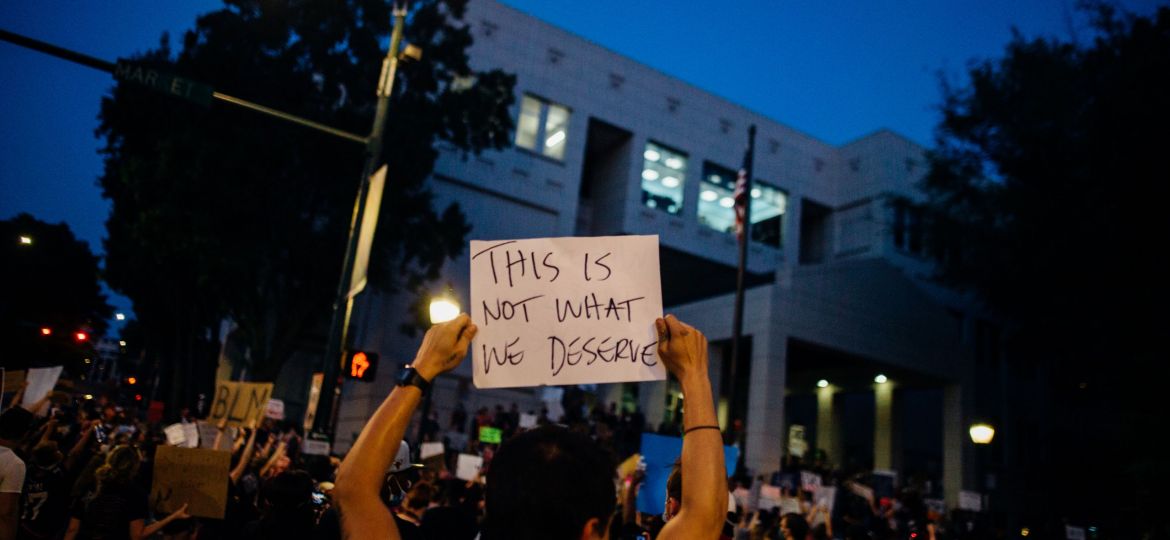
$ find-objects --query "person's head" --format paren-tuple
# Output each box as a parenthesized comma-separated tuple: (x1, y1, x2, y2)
(261, 469, 314, 515)
(0, 406, 32, 445)
(780, 513, 809, 540)
(31, 441, 64, 468)
(483, 425, 616, 540)
(664, 461, 683, 521)
(404, 481, 432, 513)
(95, 445, 141, 491)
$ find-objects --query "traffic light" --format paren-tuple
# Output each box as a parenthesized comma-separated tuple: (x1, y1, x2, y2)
(345, 350, 379, 382)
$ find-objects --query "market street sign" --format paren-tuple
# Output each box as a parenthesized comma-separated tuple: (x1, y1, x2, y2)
(114, 59, 213, 106)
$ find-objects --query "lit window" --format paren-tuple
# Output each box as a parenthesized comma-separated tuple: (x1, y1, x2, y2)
(697, 162, 787, 247)
(641, 142, 686, 215)
(514, 94, 571, 160)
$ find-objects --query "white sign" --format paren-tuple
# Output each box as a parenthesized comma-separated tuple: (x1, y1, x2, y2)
(801, 471, 822, 492)
(814, 486, 837, 517)
(958, 490, 983, 511)
(420, 441, 445, 460)
(758, 485, 782, 510)
(455, 453, 484, 481)
(265, 398, 285, 420)
(469, 236, 665, 388)
(518, 413, 538, 429)
(302, 439, 332, 456)
(164, 423, 188, 446)
(21, 366, 63, 409)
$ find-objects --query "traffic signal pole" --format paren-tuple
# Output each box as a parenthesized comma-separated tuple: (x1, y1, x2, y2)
(312, 3, 409, 440)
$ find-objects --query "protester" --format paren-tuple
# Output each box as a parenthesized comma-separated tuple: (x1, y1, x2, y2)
(334, 313, 728, 540)
(1, 407, 32, 540)
(63, 445, 190, 540)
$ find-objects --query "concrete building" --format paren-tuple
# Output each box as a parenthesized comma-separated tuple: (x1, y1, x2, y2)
(335, 0, 1001, 510)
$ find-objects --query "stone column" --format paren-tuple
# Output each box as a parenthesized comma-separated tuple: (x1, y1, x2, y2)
(873, 381, 895, 470)
(815, 384, 842, 466)
(744, 331, 787, 475)
(942, 383, 970, 509)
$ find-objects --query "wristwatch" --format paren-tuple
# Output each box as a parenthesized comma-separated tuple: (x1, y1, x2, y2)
(396, 366, 432, 394)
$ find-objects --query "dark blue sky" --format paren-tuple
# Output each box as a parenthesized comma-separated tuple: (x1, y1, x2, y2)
(1, 0, 1162, 318)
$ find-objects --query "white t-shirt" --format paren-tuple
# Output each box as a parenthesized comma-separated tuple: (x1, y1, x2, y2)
(0, 446, 26, 494)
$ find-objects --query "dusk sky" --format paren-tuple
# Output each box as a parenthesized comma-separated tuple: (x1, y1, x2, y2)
(1, 0, 1161, 318)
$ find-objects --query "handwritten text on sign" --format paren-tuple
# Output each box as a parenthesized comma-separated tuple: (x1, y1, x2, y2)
(208, 382, 273, 427)
(470, 235, 665, 388)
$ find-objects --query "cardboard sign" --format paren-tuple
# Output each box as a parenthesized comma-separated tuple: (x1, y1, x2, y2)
(2, 369, 27, 397)
(469, 236, 665, 388)
(303, 372, 324, 433)
(151, 446, 230, 519)
(478, 426, 502, 444)
(801, 471, 822, 492)
(21, 366, 63, 409)
(208, 382, 273, 426)
(634, 433, 739, 516)
(265, 399, 285, 420)
(455, 453, 483, 481)
(420, 441, 445, 460)
(519, 413, 538, 429)
(958, 490, 983, 511)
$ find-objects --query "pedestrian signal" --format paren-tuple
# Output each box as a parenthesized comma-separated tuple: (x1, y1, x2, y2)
(346, 350, 379, 382)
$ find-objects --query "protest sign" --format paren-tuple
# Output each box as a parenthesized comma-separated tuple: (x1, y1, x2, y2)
(758, 485, 782, 511)
(164, 423, 188, 446)
(302, 439, 331, 456)
(21, 366, 63, 409)
(635, 433, 740, 516)
(958, 490, 983, 511)
(196, 422, 236, 451)
(924, 498, 946, 517)
(455, 454, 483, 481)
(469, 236, 665, 388)
(478, 426, 502, 444)
(420, 442, 445, 460)
(303, 372, 324, 433)
(183, 423, 199, 448)
(2, 369, 27, 398)
(814, 486, 837, 516)
(208, 382, 273, 426)
(801, 471, 822, 492)
(787, 424, 808, 458)
(519, 413, 537, 429)
(265, 399, 285, 420)
(151, 446, 230, 519)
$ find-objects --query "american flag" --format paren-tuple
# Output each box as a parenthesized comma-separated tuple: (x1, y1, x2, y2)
(733, 167, 749, 243)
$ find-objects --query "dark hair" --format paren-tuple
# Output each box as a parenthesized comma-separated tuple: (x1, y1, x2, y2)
(781, 512, 810, 540)
(483, 425, 616, 540)
(95, 445, 140, 492)
(666, 460, 682, 501)
(0, 407, 32, 440)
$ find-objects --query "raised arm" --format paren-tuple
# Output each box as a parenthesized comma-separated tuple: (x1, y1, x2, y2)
(333, 314, 476, 540)
(656, 315, 728, 540)
(230, 421, 260, 484)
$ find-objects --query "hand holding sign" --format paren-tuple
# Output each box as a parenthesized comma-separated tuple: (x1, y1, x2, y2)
(412, 314, 478, 382)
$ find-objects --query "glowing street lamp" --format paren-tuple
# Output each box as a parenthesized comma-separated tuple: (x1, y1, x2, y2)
(816, 379, 829, 388)
(969, 422, 995, 444)
(18, 235, 32, 245)
(428, 290, 460, 324)
(874, 374, 888, 384)
(115, 313, 126, 321)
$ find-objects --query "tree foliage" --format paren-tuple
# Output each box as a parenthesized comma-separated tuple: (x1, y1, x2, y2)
(1, 213, 111, 371)
(922, 4, 1170, 532)
(98, 0, 514, 400)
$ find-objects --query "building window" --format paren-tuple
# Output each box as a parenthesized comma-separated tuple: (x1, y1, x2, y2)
(641, 141, 686, 215)
(514, 94, 571, 160)
(892, 200, 924, 255)
(697, 163, 787, 247)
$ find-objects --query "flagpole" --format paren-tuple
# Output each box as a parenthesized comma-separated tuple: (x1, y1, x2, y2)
(729, 124, 756, 460)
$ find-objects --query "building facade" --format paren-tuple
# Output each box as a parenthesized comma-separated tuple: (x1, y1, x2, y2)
(335, 0, 1000, 511)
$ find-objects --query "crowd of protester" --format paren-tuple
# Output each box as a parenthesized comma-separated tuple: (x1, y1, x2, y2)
(2, 315, 985, 539)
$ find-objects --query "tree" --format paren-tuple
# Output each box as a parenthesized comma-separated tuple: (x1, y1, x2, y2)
(0, 213, 111, 372)
(97, 0, 514, 409)
(922, 4, 1170, 534)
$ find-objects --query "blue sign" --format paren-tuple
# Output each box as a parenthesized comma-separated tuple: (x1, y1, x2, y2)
(635, 433, 739, 516)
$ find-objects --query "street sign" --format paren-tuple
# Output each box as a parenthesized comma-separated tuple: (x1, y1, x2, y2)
(114, 59, 213, 106)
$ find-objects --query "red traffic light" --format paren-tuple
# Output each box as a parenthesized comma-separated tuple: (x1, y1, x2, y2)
(127, 377, 138, 385)
(345, 350, 379, 381)
(75, 332, 88, 341)
(40, 327, 52, 336)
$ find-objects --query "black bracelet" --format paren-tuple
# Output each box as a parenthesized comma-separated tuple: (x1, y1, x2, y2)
(684, 425, 721, 435)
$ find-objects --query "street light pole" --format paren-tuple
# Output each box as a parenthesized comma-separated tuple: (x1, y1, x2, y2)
(312, 3, 409, 440)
